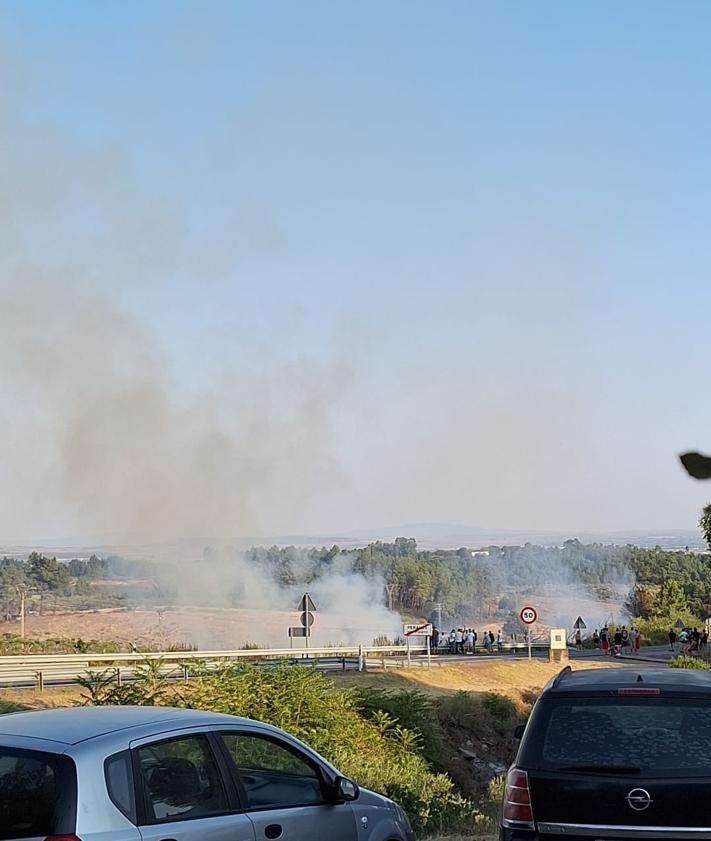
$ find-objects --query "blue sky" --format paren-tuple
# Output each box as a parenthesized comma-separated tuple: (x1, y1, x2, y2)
(1, 1, 710, 540)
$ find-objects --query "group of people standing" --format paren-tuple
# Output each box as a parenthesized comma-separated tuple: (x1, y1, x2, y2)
(669, 626, 708, 653)
(431, 627, 506, 654)
(593, 625, 641, 655)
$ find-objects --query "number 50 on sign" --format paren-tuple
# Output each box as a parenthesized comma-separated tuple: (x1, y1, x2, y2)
(520, 606, 537, 625)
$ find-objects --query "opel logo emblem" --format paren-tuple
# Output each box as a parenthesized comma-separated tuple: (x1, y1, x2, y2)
(626, 788, 652, 811)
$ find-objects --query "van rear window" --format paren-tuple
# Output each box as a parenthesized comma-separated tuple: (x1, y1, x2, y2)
(0, 746, 76, 839)
(520, 697, 711, 778)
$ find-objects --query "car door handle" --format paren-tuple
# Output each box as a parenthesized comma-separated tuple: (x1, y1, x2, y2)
(265, 824, 283, 839)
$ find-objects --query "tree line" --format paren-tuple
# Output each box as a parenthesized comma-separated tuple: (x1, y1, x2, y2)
(5, 540, 710, 626)
(246, 538, 711, 623)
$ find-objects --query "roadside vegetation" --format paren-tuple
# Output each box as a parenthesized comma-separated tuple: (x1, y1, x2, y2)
(3, 654, 695, 839)
(670, 654, 710, 670)
(0, 633, 122, 655)
(77, 661, 523, 837)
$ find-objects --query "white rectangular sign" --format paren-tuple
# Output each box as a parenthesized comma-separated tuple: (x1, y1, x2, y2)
(403, 623, 433, 637)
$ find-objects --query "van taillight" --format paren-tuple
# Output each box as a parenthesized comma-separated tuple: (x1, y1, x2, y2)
(503, 767, 535, 828)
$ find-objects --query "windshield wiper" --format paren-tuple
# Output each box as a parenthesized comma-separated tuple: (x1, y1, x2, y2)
(555, 764, 641, 774)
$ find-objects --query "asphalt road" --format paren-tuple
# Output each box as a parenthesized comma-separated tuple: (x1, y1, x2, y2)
(401, 644, 681, 667)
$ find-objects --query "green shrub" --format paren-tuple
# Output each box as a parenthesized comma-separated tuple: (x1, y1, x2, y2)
(475, 775, 505, 835)
(481, 692, 516, 721)
(632, 619, 673, 646)
(437, 691, 480, 723)
(83, 662, 475, 835)
(646, 629, 670, 646)
(353, 687, 444, 768)
(669, 655, 710, 670)
(78, 658, 179, 706)
(437, 689, 518, 729)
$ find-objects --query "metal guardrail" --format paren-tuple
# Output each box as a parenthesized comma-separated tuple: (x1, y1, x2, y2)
(0, 645, 429, 690)
(0, 641, 562, 691)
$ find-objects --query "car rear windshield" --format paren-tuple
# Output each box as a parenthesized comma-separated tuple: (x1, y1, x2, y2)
(0, 746, 76, 840)
(519, 696, 711, 778)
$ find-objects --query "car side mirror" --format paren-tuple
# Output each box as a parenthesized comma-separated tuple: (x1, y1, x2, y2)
(513, 724, 525, 740)
(335, 776, 360, 802)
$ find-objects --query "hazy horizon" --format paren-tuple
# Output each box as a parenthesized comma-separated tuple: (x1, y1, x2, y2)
(2, 2, 710, 544)
(0, 522, 705, 558)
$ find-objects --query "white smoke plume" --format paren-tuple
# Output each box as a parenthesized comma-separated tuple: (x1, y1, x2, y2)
(0, 47, 402, 646)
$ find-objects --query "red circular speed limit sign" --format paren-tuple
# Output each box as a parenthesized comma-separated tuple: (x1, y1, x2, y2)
(520, 606, 538, 625)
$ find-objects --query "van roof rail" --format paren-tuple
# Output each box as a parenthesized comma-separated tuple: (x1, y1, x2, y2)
(552, 665, 572, 688)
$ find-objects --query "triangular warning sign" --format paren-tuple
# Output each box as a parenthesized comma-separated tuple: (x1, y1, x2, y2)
(573, 616, 587, 629)
(298, 593, 317, 612)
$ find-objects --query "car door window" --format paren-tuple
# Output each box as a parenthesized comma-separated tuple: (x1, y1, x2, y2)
(0, 746, 76, 840)
(105, 750, 136, 822)
(221, 733, 324, 809)
(137, 734, 228, 822)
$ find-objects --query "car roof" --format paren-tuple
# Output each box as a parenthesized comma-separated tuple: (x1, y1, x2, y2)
(0, 706, 253, 746)
(545, 666, 711, 694)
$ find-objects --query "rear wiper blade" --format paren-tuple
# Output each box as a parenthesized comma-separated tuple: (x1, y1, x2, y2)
(555, 765, 641, 774)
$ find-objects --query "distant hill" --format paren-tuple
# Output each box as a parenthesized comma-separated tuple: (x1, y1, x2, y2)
(1, 523, 705, 560)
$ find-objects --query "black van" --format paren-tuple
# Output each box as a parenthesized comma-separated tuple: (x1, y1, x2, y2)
(502, 667, 711, 841)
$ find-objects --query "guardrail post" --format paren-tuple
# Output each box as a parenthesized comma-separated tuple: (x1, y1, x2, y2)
(342, 657, 346, 673)
(37, 671, 44, 693)
(183, 665, 189, 683)
(116, 667, 122, 687)
(358, 644, 364, 672)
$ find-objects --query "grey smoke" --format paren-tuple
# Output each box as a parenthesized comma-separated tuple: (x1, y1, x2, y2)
(476, 546, 632, 633)
(0, 47, 402, 646)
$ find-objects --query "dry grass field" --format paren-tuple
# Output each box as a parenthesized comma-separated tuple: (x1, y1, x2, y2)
(334, 657, 626, 705)
(0, 604, 370, 650)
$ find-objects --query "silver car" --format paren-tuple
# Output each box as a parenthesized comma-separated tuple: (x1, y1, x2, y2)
(0, 705, 415, 841)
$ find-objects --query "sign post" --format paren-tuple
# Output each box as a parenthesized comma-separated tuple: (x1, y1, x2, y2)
(520, 606, 538, 661)
(403, 623, 433, 669)
(289, 593, 317, 649)
(573, 616, 587, 644)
